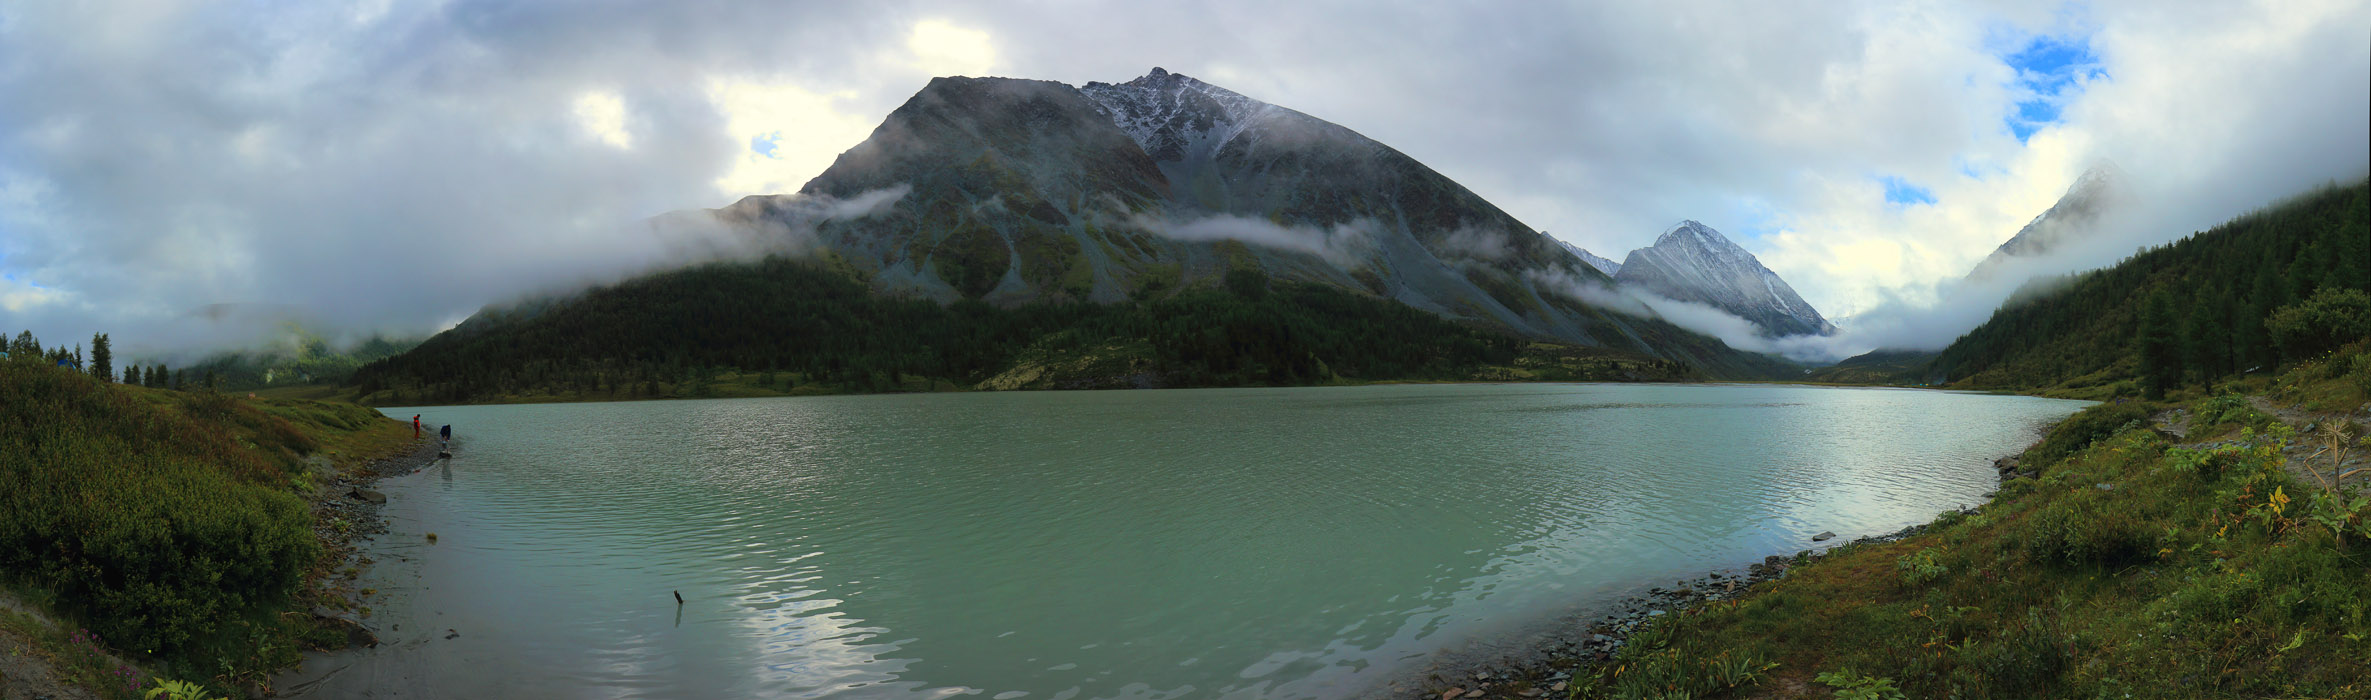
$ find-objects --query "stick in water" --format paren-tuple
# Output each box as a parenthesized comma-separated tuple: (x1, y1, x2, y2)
(674, 591, 684, 605)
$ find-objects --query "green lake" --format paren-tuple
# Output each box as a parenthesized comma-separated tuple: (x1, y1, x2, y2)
(277, 383, 2088, 699)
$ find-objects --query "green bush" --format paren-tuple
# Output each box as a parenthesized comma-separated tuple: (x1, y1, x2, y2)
(2019, 492, 2155, 568)
(1813, 669, 1907, 700)
(1895, 548, 1946, 587)
(2267, 288, 2371, 363)
(2024, 403, 2148, 471)
(1960, 609, 2068, 696)
(0, 365, 320, 655)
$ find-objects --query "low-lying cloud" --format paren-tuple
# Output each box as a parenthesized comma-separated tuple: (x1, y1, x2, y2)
(0, 1, 2360, 367)
(1527, 267, 1835, 362)
(1127, 213, 1376, 267)
(647, 183, 910, 268)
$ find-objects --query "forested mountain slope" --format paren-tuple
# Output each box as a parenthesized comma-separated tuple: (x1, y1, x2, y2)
(1935, 180, 2370, 395)
(348, 258, 1786, 405)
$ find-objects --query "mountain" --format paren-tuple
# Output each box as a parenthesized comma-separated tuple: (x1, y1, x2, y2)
(721, 68, 1783, 357)
(1934, 180, 2368, 396)
(1554, 238, 1622, 276)
(350, 69, 1805, 402)
(1965, 164, 2127, 283)
(1799, 348, 1941, 385)
(1612, 220, 1835, 337)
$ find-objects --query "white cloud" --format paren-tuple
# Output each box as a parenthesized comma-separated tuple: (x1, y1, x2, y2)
(572, 91, 633, 149)
(906, 18, 998, 77)
(1128, 213, 1375, 267)
(0, 0, 2360, 361)
(705, 77, 878, 198)
(0, 276, 66, 314)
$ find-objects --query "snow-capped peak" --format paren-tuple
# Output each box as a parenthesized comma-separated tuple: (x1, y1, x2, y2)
(1614, 220, 1834, 337)
(1554, 237, 1623, 276)
(1079, 68, 1277, 163)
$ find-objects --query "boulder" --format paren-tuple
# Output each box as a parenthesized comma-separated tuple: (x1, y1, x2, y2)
(1811, 531, 1835, 542)
(346, 488, 387, 505)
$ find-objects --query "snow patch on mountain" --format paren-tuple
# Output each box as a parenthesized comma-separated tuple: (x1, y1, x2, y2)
(1555, 238, 1622, 276)
(1613, 220, 1833, 338)
(1079, 67, 1279, 165)
(1966, 164, 2127, 283)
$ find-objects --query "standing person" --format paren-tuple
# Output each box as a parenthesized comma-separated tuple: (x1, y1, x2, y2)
(414, 414, 422, 439)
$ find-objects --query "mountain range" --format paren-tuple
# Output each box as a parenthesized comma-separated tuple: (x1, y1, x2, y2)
(350, 68, 1828, 401)
(710, 68, 1805, 358)
(1553, 222, 1834, 338)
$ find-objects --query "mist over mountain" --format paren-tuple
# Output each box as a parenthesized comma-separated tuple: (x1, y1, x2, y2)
(1965, 165, 2128, 284)
(1611, 221, 1835, 339)
(658, 68, 1788, 364)
(1555, 239, 1624, 277)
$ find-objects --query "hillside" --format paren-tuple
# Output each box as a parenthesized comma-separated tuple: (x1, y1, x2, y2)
(1964, 165, 2128, 283)
(0, 353, 417, 695)
(1798, 348, 1941, 385)
(1933, 180, 2370, 397)
(346, 256, 1789, 405)
(1500, 347, 2371, 700)
(755, 68, 1693, 346)
(343, 68, 1821, 404)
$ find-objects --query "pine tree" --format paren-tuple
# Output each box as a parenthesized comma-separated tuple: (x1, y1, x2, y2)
(10, 330, 37, 362)
(2137, 289, 2181, 399)
(2192, 291, 2232, 381)
(89, 333, 113, 381)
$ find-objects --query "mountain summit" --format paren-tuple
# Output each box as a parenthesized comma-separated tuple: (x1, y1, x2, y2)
(1965, 164, 2128, 282)
(1613, 220, 1834, 337)
(715, 68, 1778, 365)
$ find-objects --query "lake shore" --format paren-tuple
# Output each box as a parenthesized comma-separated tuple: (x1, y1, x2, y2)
(281, 434, 447, 668)
(1386, 426, 2055, 700)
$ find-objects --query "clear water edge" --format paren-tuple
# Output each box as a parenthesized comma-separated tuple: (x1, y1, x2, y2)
(275, 383, 2088, 699)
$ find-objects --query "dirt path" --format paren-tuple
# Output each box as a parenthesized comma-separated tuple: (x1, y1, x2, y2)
(2247, 397, 2371, 493)
(0, 590, 133, 700)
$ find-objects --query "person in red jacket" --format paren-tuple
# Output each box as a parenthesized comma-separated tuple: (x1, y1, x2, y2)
(413, 414, 422, 439)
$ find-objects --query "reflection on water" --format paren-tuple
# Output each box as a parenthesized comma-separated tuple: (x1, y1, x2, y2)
(278, 384, 2086, 699)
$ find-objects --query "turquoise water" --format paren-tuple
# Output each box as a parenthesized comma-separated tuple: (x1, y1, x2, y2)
(279, 383, 2087, 699)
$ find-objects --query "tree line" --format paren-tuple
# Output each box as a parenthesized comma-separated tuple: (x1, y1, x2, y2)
(4, 330, 220, 391)
(1935, 180, 2371, 396)
(348, 258, 1537, 403)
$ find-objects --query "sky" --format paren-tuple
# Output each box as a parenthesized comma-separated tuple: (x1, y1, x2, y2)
(0, 0, 2365, 359)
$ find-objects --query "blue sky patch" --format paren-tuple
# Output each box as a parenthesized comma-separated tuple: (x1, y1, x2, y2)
(2003, 34, 2107, 141)
(1879, 176, 1937, 206)
(749, 131, 783, 158)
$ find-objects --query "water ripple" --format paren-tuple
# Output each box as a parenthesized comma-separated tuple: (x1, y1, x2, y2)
(313, 385, 2087, 700)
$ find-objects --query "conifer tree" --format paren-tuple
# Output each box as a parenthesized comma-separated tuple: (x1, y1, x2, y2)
(9, 330, 37, 362)
(89, 333, 112, 381)
(2137, 289, 2180, 399)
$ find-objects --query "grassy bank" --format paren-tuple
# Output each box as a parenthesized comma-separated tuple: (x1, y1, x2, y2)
(1516, 347, 2371, 699)
(0, 361, 415, 697)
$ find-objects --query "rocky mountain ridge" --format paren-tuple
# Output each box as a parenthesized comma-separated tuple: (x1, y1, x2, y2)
(1610, 221, 1835, 338)
(700, 67, 1786, 369)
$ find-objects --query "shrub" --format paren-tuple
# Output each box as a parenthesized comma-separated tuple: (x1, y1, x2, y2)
(1961, 609, 2068, 696)
(1813, 669, 1906, 700)
(1896, 548, 1947, 587)
(0, 364, 320, 655)
(2266, 288, 2371, 362)
(2019, 493, 2155, 568)
(2024, 403, 2149, 471)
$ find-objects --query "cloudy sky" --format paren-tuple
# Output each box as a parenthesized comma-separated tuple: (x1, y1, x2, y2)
(1, 0, 2364, 357)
